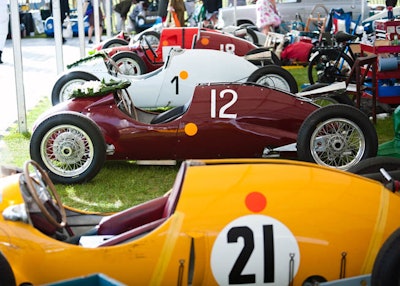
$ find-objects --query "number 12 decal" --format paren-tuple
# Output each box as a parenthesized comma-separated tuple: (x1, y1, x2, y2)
(211, 215, 300, 285)
(210, 89, 238, 119)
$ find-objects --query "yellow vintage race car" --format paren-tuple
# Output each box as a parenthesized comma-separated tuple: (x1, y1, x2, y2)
(0, 159, 399, 285)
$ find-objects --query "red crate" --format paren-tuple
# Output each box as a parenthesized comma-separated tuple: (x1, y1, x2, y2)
(375, 20, 400, 40)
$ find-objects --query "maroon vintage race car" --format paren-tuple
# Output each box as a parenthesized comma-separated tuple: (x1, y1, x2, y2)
(92, 26, 277, 76)
(30, 81, 378, 184)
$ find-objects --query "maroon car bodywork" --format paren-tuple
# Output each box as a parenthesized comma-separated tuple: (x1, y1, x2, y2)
(44, 83, 317, 161)
(98, 27, 258, 73)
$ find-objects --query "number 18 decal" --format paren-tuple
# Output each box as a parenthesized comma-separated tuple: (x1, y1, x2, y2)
(211, 215, 300, 285)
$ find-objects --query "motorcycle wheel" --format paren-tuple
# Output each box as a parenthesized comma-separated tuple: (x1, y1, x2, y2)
(307, 49, 354, 85)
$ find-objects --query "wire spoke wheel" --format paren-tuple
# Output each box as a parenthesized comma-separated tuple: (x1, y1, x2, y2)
(31, 112, 106, 184)
(297, 104, 378, 170)
(40, 124, 95, 178)
(310, 118, 365, 169)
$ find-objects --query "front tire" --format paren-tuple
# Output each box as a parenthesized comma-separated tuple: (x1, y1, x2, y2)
(247, 65, 298, 93)
(348, 156, 400, 183)
(371, 227, 400, 286)
(111, 51, 147, 75)
(30, 112, 106, 184)
(297, 104, 378, 170)
(0, 252, 16, 286)
(51, 71, 99, 105)
(101, 38, 129, 49)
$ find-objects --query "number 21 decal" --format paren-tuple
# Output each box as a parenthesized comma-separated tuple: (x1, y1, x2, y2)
(211, 215, 300, 285)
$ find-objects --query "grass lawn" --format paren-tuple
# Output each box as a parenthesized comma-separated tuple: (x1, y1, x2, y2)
(0, 67, 395, 212)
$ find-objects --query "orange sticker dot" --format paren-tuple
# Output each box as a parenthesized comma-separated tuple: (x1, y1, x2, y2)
(184, 123, 198, 136)
(245, 192, 267, 213)
(162, 40, 169, 46)
(180, 70, 188, 80)
(200, 38, 209, 46)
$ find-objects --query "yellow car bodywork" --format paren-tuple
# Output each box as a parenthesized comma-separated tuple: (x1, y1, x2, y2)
(0, 159, 399, 285)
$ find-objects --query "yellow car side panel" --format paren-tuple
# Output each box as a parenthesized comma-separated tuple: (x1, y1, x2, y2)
(1, 159, 400, 285)
(176, 162, 400, 285)
(1, 212, 192, 285)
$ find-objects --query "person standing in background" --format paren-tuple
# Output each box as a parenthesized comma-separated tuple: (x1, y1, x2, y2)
(0, 0, 8, 64)
(85, 0, 104, 44)
(256, 0, 281, 35)
(202, 0, 221, 28)
(50, 0, 71, 43)
(114, 0, 134, 32)
(168, 0, 186, 26)
(158, 0, 169, 24)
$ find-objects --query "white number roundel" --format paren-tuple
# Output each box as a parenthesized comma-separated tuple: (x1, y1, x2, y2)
(211, 215, 300, 285)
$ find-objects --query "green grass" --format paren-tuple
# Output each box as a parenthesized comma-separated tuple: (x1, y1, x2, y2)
(0, 70, 395, 212)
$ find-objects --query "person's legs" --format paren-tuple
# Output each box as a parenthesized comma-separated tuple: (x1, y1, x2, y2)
(0, 20, 8, 63)
(115, 12, 122, 32)
(88, 25, 94, 43)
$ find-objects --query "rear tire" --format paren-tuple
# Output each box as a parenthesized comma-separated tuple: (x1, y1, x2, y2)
(247, 65, 298, 93)
(297, 104, 378, 170)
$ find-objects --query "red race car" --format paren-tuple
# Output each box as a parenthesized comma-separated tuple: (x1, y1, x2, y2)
(30, 80, 378, 184)
(92, 26, 277, 76)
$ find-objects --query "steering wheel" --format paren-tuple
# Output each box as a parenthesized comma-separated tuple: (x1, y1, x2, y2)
(117, 89, 137, 120)
(143, 35, 158, 59)
(23, 160, 67, 229)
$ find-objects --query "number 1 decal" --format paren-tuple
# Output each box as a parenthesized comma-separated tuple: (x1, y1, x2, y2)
(211, 215, 300, 285)
(210, 89, 238, 119)
(171, 75, 179, 95)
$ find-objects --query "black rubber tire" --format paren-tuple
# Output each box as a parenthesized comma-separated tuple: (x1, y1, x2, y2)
(297, 104, 378, 170)
(140, 30, 160, 48)
(101, 38, 129, 49)
(0, 252, 16, 286)
(247, 65, 298, 93)
(29, 112, 107, 184)
(245, 47, 282, 66)
(51, 71, 99, 106)
(307, 49, 354, 85)
(243, 28, 258, 45)
(111, 51, 147, 75)
(349, 157, 400, 174)
(348, 156, 400, 184)
(371, 227, 400, 286)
